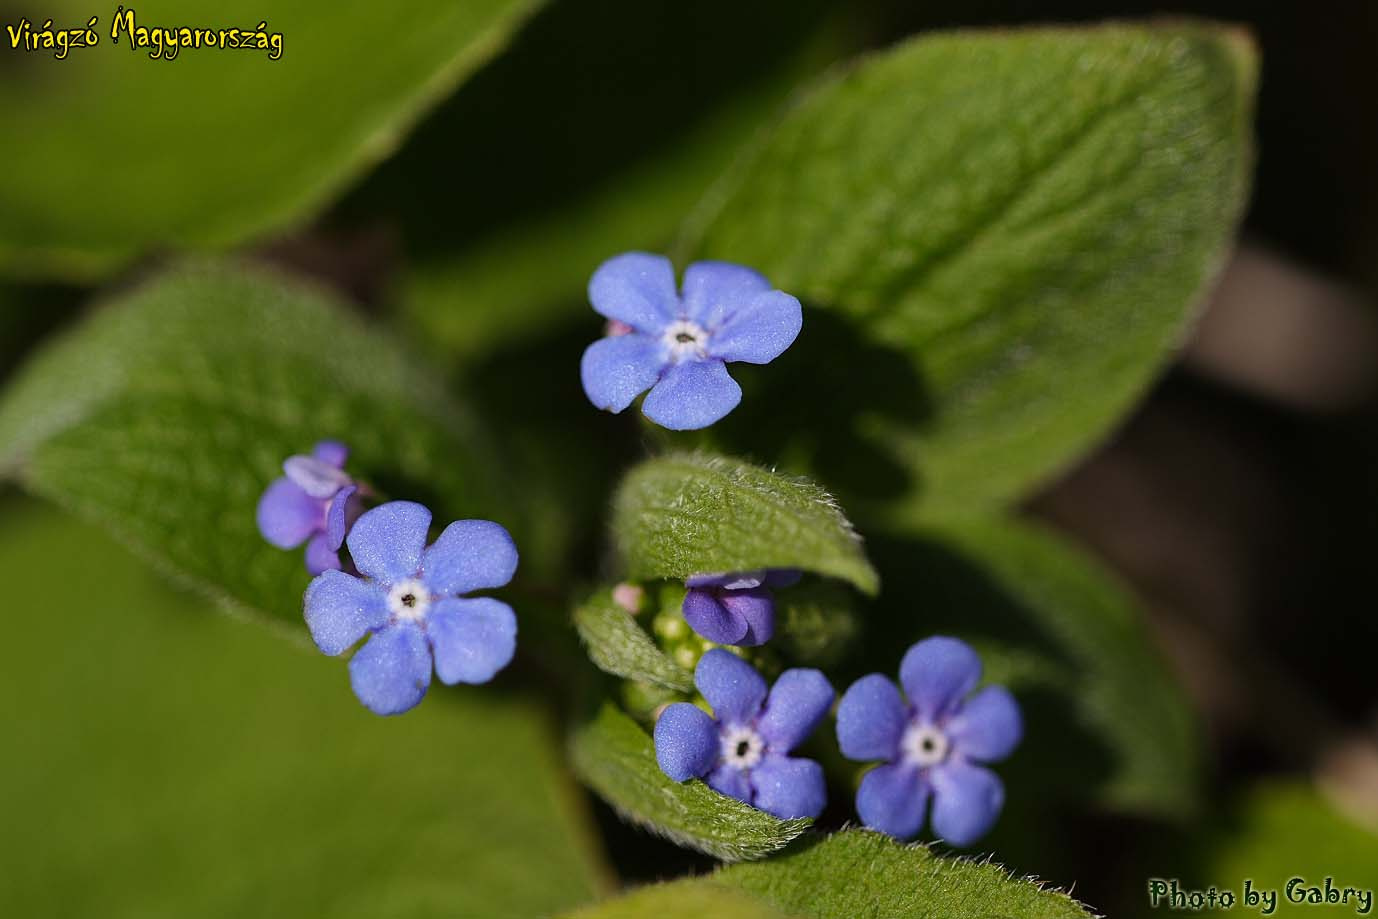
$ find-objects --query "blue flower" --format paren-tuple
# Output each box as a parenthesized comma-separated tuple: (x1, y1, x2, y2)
(835, 636, 1022, 846)
(256, 440, 362, 575)
(303, 500, 519, 716)
(580, 252, 803, 430)
(654, 648, 832, 819)
(681, 569, 801, 647)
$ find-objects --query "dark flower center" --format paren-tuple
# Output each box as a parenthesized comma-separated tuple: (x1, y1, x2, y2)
(401, 593, 417, 608)
(736, 739, 751, 758)
(675, 331, 697, 344)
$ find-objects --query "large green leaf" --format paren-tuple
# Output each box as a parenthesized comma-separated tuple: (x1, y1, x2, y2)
(612, 453, 878, 595)
(564, 882, 792, 919)
(715, 830, 1094, 918)
(0, 0, 539, 279)
(569, 703, 809, 862)
(0, 260, 510, 627)
(684, 24, 1257, 520)
(867, 517, 1200, 819)
(0, 500, 608, 917)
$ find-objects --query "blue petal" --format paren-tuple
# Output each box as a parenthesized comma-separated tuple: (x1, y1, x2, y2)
(325, 485, 357, 550)
(948, 686, 1022, 763)
(709, 290, 803, 365)
(685, 571, 764, 590)
(427, 597, 517, 685)
(899, 636, 982, 720)
(695, 648, 767, 724)
(420, 519, 519, 597)
(641, 359, 741, 430)
(680, 260, 770, 328)
(836, 674, 906, 762)
(588, 252, 678, 332)
(930, 761, 1005, 847)
(283, 454, 351, 499)
(346, 500, 431, 585)
(348, 623, 433, 716)
(705, 764, 752, 804)
(312, 440, 349, 467)
(719, 587, 775, 646)
(857, 761, 928, 841)
(256, 478, 321, 549)
(580, 334, 666, 413)
(757, 668, 834, 754)
(682, 588, 748, 645)
(304, 531, 341, 575)
(750, 754, 827, 820)
(653, 702, 719, 782)
(303, 569, 389, 655)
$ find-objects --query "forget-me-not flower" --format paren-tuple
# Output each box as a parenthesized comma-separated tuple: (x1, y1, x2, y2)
(580, 252, 803, 430)
(655, 648, 832, 819)
(303, 500, 518, 715)
(256, 440, 362, 575)
(835, 636, 1022, 847)
(681, 569, 801, 647)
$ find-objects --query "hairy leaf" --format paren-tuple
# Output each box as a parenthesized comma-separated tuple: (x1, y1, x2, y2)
(0, 260, 510, 627)
(612, 453, 878, 595)
(574, 588, 693, 692)
(564, 882, 792, 919)
(0, 0, 539, 278)
(685, 24, 1257, 520)
(570, 703, 809, 862)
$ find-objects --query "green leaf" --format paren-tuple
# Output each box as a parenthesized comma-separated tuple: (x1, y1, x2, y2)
(684, 24, 1257, 520)
(0, 260, 509, 627)
(0, 500, 609, 916)
(0, 0, 540, 279)
(715, 830, 1095, 918)
(869, 517, 1200, 817)
(772, 580, 860, 668)
(569, 703, 809, 861)
(573, 588, 694, 693)
(612, 452, 878, 595)
(564, 882, 792, 919)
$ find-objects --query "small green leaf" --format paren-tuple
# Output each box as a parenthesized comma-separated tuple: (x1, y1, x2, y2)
(716, 830, 1095, 918)
(564, 882, 793, 919)
(0, 501, 609, 917)
(574, 588, 694, 692)
(570, 703, 809, 862)
(684, 24, 1257, 520)
(0, 260, 509, 627)
(612, 452, 878, 595)
(870, 517, 1200, 817)
(0, 0, 540, 279)
(773, 580, 860, 668)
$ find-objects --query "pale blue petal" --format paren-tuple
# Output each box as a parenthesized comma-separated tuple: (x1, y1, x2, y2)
(930, 762, 1004, 847)
(325, 485, 358, 551)
(899, 636, 982, 720)
(312, 440, 349, 467)
(641, 359, 741, 430)
(857, 761, 928, 841)
(283, 454, 351, 499)
(709, 290, 803, 365)
(427, 597, 516, 685)
(346, 500, 431, 585)
(681, 260, 770, 328)
(653, 702, 718, 782)
(256, 478, 321, 549)
(682, 588, 747, 645)
(719, 588, 774, 646)
(695, 648, 767, 724)
(685, 571, 764, 590)
(948, 686, 1022, 763)
(304, 531, 341, 575)
(588, 252, 678, 332)
(757, 668, 834, 753)
(706, 764, 751, 804)
(750, 754, 827, 820)
(420, 519, 519, 597)
(348, 624, 433, 716)
(580, 334, 666, 413)
(836, 674, 906, 762)
(303, 569, 389, 655)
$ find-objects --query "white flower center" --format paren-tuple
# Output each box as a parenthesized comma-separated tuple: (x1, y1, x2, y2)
(720, 724, 765, 770)
(901, 722, 950, 767)
(662, 319, 709, 363)
(387, 578, 432, 622)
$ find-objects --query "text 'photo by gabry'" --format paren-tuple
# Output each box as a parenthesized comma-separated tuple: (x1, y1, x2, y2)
(4, 6, 283, 60)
